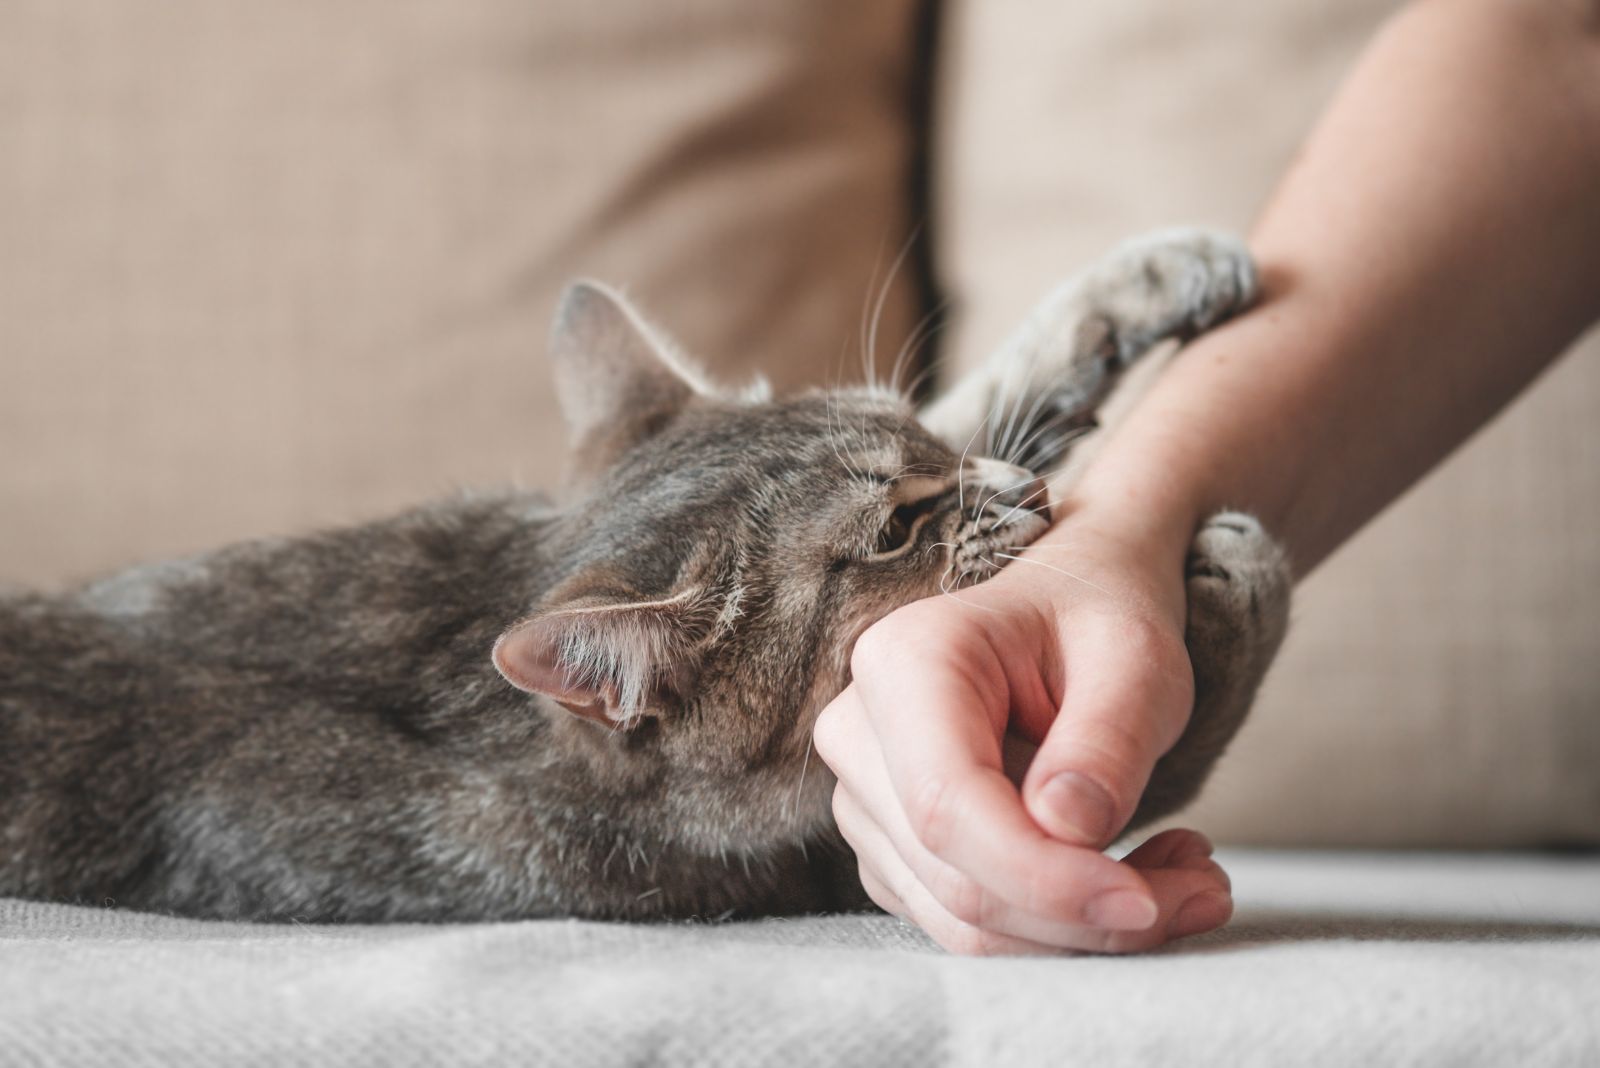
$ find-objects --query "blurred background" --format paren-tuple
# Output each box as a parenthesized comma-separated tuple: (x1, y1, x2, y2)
(2, 0, 1595, 848)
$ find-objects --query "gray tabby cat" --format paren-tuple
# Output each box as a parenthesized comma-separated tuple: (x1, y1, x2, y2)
(0, 229, 1289, 923)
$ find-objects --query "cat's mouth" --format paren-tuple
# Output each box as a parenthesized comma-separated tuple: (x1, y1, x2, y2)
(942, 460, 1053, 587)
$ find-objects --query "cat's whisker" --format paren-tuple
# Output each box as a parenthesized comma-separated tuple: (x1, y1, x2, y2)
(1004, 410, 1094, 471)
(953, 411, 994, 521)
(858, 237, 887, 389)
(824, 393, 867, 481)
(967, 472, 1048, 538)
(991, 358, 1038, 462)
(929, 542, 1003, 612)
(992, 551, 1112, 596)
(1001, 387, 1064, 468)
(994, 504, 1051, 538)
(998, 385, 1049, 463)
(993, 379, 1025, 465)
(888, 298, 948, 398)
(875, 462, 946, 484)
(973, 472, 1046, 517)
(863, 223, 923, 391)
(789, 736, 814, 824)
(993, 482, 1052, 528)
(896, 361, 941, 408)
(982, 387, 1007, 458)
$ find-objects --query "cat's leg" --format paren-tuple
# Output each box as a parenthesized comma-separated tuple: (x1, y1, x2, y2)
(1127, 511, 1292, 831)
(922, 229, 1257, 472)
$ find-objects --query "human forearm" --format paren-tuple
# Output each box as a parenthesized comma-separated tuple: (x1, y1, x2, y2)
(817, 0, 1600, 957)
(1060, 0, 1600, 576)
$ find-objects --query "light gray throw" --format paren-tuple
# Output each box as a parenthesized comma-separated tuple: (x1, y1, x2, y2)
(4, 851, 1598, 1066)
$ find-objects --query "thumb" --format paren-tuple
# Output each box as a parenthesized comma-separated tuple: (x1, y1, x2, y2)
(1021, 621, 1194, 848)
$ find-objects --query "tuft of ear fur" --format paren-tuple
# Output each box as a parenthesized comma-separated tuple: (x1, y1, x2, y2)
(549, 281, 712, 466)
(492, 584, 710, 727)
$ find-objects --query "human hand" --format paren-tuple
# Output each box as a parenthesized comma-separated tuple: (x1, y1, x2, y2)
(812, 520, 1234, 954)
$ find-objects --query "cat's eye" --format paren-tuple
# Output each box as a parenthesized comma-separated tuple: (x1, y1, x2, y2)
(874, 500, 932, 555)
(876, 507, 912, 553)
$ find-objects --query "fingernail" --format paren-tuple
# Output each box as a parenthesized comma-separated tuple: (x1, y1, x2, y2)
(1084, 889, 1159, 931)
(1037, 772, 1115, 845)
(1167, 891, 1233, 940)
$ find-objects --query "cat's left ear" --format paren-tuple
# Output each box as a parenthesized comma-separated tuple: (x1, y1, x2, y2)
(549, 281, 713, 470)
(491, 583, 710, 728)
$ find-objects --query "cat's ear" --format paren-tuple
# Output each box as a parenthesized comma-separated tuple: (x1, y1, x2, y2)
(491, 583, 709, 728)
(549, 281, 712, 467)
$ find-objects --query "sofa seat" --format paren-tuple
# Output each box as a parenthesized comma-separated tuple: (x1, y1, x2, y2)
(5, 849, 1597, 1066)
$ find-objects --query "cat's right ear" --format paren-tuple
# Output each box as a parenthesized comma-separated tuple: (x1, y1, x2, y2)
(549, 281, 711, 474)
(491, 584, 708, 728)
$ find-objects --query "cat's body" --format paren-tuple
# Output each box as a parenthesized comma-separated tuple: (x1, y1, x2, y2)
(1, 464, 862, 922)
(0, 229, 1290, 923)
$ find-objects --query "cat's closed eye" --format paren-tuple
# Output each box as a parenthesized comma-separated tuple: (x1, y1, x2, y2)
(872, 496, 942, 557)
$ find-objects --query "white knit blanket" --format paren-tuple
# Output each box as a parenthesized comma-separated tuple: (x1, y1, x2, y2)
(4, 851, 1598, 1066)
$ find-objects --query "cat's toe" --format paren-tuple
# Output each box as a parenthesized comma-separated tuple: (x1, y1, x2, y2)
(1093, 228, 1259, 358)
(1185, 511, 1291, 634)
(1188, 511, 1270, 568)
(1150, 228, 1258, 330)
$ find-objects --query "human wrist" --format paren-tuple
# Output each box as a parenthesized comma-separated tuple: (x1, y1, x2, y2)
(1000, 481, 1196, 633)
(1046, 447, 1206, 584)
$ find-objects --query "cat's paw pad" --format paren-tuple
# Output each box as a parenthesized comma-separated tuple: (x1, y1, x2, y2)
(1184, 511, 1290, 630)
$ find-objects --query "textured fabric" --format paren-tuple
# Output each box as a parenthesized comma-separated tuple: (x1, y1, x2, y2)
(937, 0, 1600, 845)
(4, 851, 1598, 1065)
(0, 0, 920, 588)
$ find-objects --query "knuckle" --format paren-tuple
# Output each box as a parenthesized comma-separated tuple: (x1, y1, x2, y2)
(848, 617, 897, 670)
(810, 706, 844, 764)
(851, 601, 961, 675)
(849, 613, 918, 676)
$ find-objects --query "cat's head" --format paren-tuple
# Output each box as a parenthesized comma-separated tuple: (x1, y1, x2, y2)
(491, 283, 1052, 846)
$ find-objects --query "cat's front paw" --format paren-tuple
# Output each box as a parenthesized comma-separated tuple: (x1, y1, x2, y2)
(1130, 511, 1290, 830)
(1090, 228, 1258, 362)
(1184, 511, 1290, 638)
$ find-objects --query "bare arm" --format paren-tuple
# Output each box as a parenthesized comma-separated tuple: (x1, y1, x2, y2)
(818, 0, 1600, 955)
(1068, 0, 1600, 575)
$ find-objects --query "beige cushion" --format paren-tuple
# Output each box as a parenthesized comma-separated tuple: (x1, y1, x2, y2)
(940, 0, 1600, 845)
(0, 1, 919, 588)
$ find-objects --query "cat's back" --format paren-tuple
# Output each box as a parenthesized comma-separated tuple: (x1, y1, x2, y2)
(0, 489, 562, 904)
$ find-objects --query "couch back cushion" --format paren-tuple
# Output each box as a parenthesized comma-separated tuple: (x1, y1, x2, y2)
(0, 1, 920, 587)
(938, 0, 1600, 846)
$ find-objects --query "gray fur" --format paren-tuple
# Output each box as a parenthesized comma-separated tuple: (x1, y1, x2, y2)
(0, 229, 1288, 922)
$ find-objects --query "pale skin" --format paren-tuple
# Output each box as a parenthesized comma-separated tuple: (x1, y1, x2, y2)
(813, 0, 1600, 954)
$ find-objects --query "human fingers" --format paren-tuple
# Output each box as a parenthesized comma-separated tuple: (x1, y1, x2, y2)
(840, 612, 1160, 931)
(829, 711, 1231, 951)
(1021, 614, 1195, 849)
(832, 784, 1064, 956)
(856, 864, 908, 920)
(1123, 828, 1236, 942)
